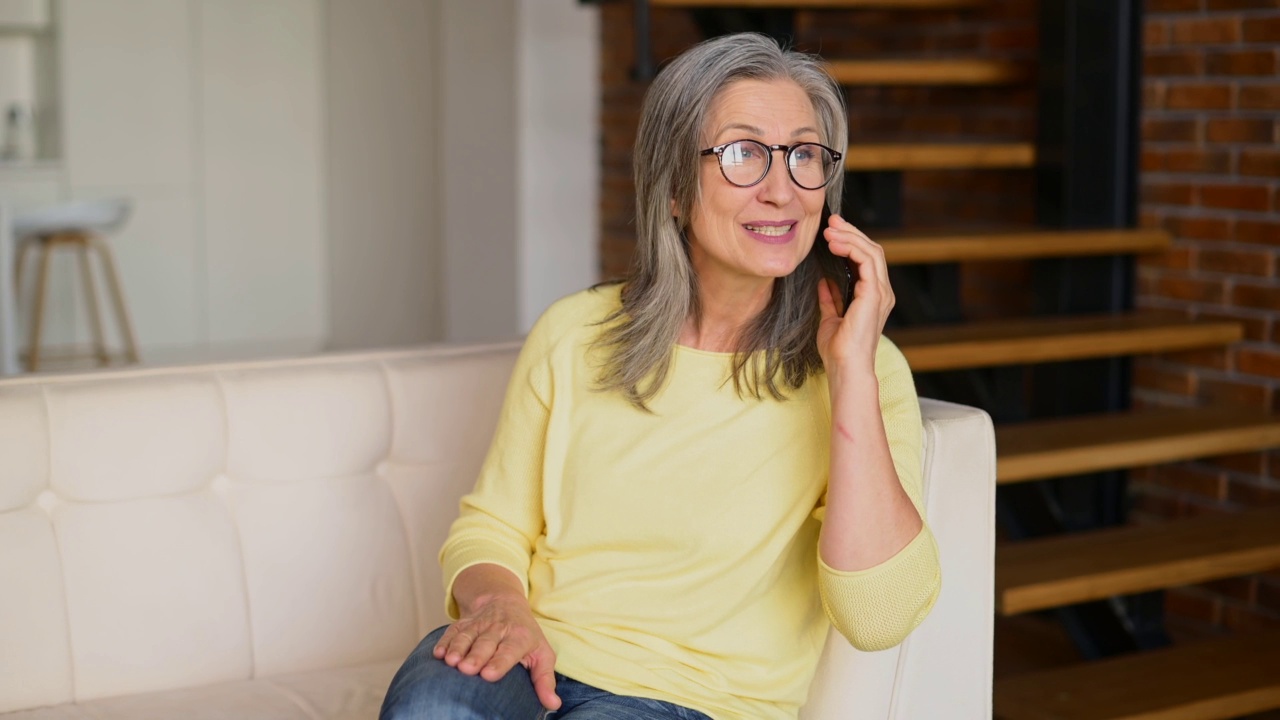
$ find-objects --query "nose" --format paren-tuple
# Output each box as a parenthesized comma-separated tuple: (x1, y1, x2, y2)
(756, 150, 796, 205)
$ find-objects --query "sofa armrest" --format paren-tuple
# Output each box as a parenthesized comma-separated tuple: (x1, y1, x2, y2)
(802, 398, 996, 719)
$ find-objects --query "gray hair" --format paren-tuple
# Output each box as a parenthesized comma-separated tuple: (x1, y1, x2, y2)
(594, 32, 848, 408)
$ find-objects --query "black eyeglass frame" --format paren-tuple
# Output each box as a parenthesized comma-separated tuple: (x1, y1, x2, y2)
(699, 140, 844, 190)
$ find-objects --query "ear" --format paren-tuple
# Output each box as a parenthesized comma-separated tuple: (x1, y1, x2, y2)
(670, 197, 680, 219)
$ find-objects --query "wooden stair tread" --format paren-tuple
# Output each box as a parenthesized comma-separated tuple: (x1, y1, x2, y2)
(826, 58, 1024, 85)
(880, 227, 1171, 264)
(845, 142, 1035, 170)
(889, 315, 1241, 373)
(994, 630, 1280, 720)
(652, 0, 982, 8)
(996, 507, 1280, 616)
(997, 406, 1280, 484)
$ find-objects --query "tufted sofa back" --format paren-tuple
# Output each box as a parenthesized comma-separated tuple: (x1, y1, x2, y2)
(0, 343, 994, 719)
(0, 345, 519, 713)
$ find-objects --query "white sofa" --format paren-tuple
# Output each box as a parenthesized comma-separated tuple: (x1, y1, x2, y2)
(0, 343, 995, 719)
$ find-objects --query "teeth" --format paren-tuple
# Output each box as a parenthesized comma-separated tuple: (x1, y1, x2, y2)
(746, 224, 793, 236)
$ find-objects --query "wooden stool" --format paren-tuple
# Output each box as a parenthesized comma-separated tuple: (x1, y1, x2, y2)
(13, 200, 138, 372)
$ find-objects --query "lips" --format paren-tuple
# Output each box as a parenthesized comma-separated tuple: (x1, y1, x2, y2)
(742, 221, 797, 244)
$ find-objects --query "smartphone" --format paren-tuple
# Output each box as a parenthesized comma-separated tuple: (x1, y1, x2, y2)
(815, 205, 856, 316)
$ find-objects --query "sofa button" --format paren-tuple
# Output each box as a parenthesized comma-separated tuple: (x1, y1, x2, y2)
(210, 474, 232, 494)
(36, 489, 60, 514)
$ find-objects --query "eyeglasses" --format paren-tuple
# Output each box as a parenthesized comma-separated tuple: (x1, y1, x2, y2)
(699, 140, 843, 191)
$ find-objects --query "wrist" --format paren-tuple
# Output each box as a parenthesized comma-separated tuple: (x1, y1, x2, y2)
(827, 364, 878, 398)
(460, 589, 523, 617)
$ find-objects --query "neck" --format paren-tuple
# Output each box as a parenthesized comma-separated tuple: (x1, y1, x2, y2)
(679, 274, 773, 352)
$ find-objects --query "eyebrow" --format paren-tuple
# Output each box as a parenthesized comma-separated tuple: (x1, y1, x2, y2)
(714, 123, 822, 142)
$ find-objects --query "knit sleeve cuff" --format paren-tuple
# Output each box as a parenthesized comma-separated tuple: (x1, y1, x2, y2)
(817, 525, 942, 652)
(440, 536, 532, 620)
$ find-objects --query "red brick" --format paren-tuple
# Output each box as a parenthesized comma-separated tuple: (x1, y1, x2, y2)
(1221, 604, 1280, 632)
(983, 27, 1037, 51)
(1199, 310, 1270, 341)
(1139, 245, 1195, 270)
(1134, 359, 1198, 395)
(1164, 348, 1232, 371)
(1146, 51, 1204, 76)
(1142, 117, 1200, 142)
(1159, 148, 1234, 173)
(1240, 149, 1280, 177)
(1149, 0, 1203, 10)
(1200, 376, 1271, 405)
(1207, 0, 1280, 8)
(1147, 20, 1171, 48)
(1237, 220, 1280, 245)
(1153, 274, 1228, 302)
(1227, 479, 1280, 507)
(1166, 215, 1233, 240)
(1205, 118, 1277, 143)
(1209, 451, 1268, 476)
(1142, 148, 1164, 172)
(1238, 348, 1280, 379)
(1198, 247, 1274, 276)
(1173, 17, 1243, 44)
(1239, 84, 1280, 110)
(1198, 576, 1258, 603)
(1138, 274, 1157, 296)
(1165, 588, 1222, 625)
(1151, 464, 1227, 500)
(1199, 183, 1272, 212)
(1143, 182, 1197, 205)
(1259, 579, 1280, 614)
(1243, 16, 1280, 42)
(1205, 49, 1278, 76)
(1166, 84, 1233, 109)
(1145, 82, 1168, 110)
(1232, 282, 1280, 310)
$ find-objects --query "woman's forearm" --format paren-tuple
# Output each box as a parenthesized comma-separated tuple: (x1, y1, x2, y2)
(819, 366, 923, 572)
(451, 563, 530, 618)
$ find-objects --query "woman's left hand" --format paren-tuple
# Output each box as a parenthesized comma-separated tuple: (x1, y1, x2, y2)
(816, 213, 895, 373)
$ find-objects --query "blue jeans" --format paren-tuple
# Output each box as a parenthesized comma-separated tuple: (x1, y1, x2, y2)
(380, 626, 714, 720)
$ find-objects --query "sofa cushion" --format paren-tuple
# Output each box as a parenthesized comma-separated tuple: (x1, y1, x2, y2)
(0, 507, 72, 713)
(0, 387, 47, 512)
(1, 662, 398, 720)
(45, 377, 225, 503)
(54, 491, 253, 701)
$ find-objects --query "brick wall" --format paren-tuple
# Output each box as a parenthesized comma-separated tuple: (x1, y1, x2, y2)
(599, 0, 1280, 635)
(1133, 0, 1280, 635)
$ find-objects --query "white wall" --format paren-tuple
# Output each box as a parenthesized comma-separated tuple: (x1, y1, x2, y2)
(325, 0, 441, 350)
(441, 0, 600, 341)
(517, 0, 599, 333)
(200, 0, 327, 349)
(440, 0, 520, 343)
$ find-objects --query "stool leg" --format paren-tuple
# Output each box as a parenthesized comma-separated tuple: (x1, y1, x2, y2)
(14, 238, 33, 298)
(91, 236, 139, 364)
(26, 241, 53, 372)
(76, 240, 110, 366)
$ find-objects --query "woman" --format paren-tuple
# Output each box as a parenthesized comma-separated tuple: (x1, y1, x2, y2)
(381, 32, 941, 720)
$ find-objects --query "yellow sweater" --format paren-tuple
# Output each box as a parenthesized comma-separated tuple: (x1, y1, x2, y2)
(440, 285, 941, 719)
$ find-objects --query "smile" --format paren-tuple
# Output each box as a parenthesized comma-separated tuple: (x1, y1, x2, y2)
(744, 223, 794, 236)
(742, 222, 797, 244)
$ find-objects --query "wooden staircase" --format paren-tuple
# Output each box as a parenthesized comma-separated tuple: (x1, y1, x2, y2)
(632, 1, 1280, 719)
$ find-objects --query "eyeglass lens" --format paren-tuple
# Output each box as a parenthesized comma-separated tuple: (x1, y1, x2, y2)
(718, 141, 837, 190)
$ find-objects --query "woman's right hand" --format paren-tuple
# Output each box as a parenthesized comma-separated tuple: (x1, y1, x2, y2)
(433, 565, 561, 711)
